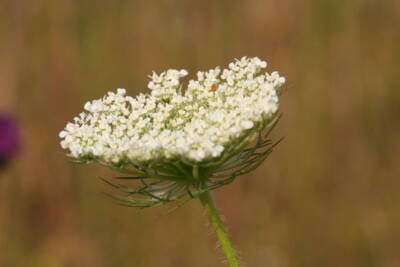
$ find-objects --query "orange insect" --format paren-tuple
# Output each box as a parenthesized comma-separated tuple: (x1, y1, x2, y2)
(210, 84, 217, 91)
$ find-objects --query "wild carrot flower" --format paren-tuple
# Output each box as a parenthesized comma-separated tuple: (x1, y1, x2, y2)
(59, 57, 285, 266)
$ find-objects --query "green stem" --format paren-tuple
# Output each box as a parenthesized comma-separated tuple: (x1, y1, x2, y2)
(198, 191, 242, 267)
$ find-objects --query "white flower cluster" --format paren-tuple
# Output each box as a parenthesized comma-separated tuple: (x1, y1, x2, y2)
(59, 57, 285, 164)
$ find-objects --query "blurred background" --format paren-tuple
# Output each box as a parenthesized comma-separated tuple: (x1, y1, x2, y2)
(1, 0, 399, 266)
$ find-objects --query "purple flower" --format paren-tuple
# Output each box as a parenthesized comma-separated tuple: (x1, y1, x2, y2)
(0, 113, 19, 166)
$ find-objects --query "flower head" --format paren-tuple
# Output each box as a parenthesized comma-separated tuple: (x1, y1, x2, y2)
(59, 57, 285, 208)
(60, 57, 284, 164)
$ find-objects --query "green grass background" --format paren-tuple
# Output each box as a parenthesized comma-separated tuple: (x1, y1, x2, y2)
(0, 0, 399, 266)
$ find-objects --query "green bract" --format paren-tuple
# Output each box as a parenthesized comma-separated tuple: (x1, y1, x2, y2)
(101, 114, 282, 209)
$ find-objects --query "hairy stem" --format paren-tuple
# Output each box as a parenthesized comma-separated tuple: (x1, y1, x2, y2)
(198, 191, 242, 267)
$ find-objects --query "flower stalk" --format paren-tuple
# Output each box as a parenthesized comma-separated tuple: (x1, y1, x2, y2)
(199, 191, 241, 267)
